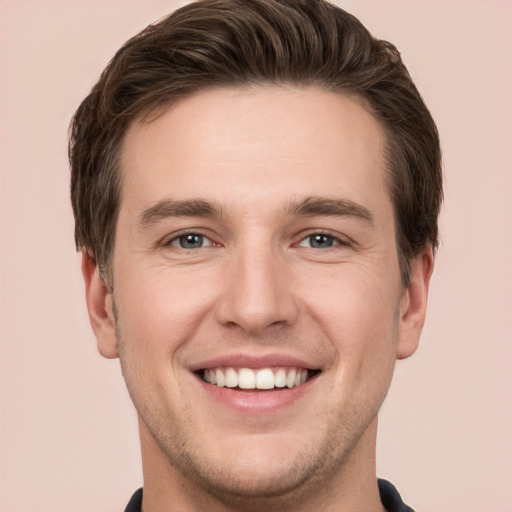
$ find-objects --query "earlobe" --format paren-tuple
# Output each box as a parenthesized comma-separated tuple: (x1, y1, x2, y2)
(396, 246, 434, 360)
(81, 251, 119, 359)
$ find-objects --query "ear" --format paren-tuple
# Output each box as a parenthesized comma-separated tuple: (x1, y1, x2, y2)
(396, 245, 435, 360)
(81, 251, 118, 359)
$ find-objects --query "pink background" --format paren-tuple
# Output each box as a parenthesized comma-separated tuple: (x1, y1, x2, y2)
(1, 1, 511, 511)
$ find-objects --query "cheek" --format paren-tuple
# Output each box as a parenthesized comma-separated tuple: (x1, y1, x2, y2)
(301, 265, 400, 344)
(300, 265, 400, 390)
(113, 266, 218, 357)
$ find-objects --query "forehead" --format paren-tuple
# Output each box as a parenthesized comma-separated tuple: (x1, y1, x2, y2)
(119, 86, 389, 216)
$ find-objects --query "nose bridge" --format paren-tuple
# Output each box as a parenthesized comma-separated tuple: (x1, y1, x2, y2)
(216, 235, 297, 334)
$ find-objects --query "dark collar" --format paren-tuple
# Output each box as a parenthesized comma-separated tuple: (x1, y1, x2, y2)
(124, 479, 414, 512)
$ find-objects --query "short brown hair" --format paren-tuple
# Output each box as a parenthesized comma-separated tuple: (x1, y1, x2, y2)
(69, 0, 442, 285)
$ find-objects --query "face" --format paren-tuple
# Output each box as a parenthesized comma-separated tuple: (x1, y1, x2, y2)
(85, 86, 431, 502)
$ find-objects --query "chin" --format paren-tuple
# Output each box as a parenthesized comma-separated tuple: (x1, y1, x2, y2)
(154, 427, 338, 502)
(177, 450, 319, 500)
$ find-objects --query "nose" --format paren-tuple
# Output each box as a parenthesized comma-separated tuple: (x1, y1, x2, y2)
(215, 243, 298, 335)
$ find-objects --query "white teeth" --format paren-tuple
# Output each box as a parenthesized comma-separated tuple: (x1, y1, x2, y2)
(225, 367, 238, 388)
(238, 368, 256, 389)
(215, 369, 225, 387)
(286, 369, 296, 388)
(202, 367, 313, 390)
(274, 369, 287, 388)
(256, 368, 274, 389)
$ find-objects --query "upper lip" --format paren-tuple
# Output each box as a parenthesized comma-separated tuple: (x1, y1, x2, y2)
(189, 353, 321, 372)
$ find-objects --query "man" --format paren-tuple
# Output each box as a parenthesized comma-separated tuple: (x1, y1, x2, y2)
(69, 1, 442, 511)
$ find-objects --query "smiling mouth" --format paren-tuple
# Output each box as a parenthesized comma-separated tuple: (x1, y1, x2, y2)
(199, 367, 320, 390)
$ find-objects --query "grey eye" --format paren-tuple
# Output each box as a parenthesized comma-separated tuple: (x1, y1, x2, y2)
(176, 234, 206, 249)
(308, 234, 335, 248)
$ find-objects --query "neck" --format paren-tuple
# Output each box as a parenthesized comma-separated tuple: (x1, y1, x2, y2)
(138, 417, 386, 512)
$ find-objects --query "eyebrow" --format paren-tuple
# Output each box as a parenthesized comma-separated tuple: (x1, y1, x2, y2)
(138, 199, 224, 229)
(138, 195, 373, 229)
(285, 196, 373, 223)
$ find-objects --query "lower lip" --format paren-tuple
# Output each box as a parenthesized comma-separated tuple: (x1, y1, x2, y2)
(196, 374, 318, 414)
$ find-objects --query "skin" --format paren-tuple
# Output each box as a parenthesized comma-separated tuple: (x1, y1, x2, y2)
(83, 86, 433, 512)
